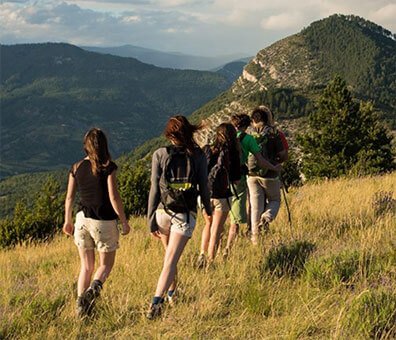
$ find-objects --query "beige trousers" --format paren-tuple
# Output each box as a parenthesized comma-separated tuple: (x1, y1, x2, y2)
(247, 176, 281, 239)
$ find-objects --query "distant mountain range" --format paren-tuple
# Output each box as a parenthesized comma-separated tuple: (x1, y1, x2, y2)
(1, 43, 232, 178)
(81, 44, 249, 71)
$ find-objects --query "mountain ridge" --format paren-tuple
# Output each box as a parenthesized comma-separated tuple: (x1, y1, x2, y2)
(81, 44, 249, 70)
(1, 42, 232, 178)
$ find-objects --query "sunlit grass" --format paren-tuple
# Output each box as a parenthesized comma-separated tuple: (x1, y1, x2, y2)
(1, 173, 395, 339)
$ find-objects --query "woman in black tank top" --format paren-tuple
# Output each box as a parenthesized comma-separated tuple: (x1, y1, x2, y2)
(63, 128, 131, 318)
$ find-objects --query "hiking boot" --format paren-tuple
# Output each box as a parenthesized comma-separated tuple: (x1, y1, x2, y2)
(196, 253, 206, 269)
(259, 215, 270, 234)
(146, 302, 163, 320)
(90, 279, 103, 298)
(83, 288, 96, 315)
(76, 295, 88, 319)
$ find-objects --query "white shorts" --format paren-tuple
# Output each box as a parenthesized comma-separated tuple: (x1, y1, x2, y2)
(155, 210, 196, 238)
(74, 211, 119, 252)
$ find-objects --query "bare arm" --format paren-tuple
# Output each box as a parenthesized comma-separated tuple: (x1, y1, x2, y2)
(253, 151, 283, 172)
(108, 171, 130, 235)
(63, 173, 77, 236)
(276, 149, 288, 163)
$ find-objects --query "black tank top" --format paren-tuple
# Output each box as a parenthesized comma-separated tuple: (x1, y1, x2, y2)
(70, 159, 118, 220)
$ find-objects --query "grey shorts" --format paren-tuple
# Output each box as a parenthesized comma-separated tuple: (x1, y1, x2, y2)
(74, 211, 119, 252)
(155, 210, 196, 238)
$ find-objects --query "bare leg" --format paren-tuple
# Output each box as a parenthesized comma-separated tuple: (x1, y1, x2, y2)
(246, 189, 251, 237)
(200, 211, 212, 254)
(158, 232, 177, 292)
(207, 210, 228, 261)
(93, 250, 116, 284)
(225, 222, 239, 251)
(154, 232, 189, 297)
(77, 248, 95, 296)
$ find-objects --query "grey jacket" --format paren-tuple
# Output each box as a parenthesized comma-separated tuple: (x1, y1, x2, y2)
(147, 147, 212, 232)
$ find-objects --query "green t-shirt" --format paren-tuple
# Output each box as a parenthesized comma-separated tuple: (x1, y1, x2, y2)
(237, 130, 261, 164)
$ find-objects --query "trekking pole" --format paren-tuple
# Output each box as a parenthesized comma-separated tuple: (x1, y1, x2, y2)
(279, 175, 293, 235)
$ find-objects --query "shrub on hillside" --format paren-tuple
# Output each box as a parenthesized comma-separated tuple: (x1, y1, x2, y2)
(281, 149, 302, 188)
(298, 76, 394, 180)
(0, 178, 64, 248)
(262, 240, 315, 277)
(118, 161, 150, 217)
(305, 250, 374, 289)
(342, 290, 396, 338)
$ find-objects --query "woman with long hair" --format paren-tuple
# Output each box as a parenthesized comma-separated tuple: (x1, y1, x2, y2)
(63, 127, 130, 318)
(198, 123, 241, 266)
(146, 115, 212, 319)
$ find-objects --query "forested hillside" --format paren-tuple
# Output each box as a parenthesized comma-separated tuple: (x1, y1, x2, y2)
(1, 43, 231, 178)
(131, 14, 396, 159)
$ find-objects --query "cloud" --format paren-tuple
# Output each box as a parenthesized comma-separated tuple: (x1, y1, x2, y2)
(261, 12, 304, 30)
(1, 0, 395, 56)
(370, 3, 396, 29)
(121, 15, 141, 23)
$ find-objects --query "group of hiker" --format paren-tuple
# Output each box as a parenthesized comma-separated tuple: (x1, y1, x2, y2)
(62, 105, 288, 320)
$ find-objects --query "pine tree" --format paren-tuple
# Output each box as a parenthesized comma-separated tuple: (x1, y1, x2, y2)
(298, 76, 394, 179)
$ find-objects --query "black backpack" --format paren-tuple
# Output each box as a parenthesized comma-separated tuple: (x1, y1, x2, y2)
(204, 146, 232, 199)
(247, 126, 278, 176)
(160, 146, 198, 214)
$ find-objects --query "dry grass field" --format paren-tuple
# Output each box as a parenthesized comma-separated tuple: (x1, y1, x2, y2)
(1, 173, 395, 339)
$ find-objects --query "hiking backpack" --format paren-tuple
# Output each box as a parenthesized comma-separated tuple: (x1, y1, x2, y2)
(247, 126, 278, 177)
(160, 146, 198, 214)
(204, 146, 232, 199)
(238, 132, 249, 176)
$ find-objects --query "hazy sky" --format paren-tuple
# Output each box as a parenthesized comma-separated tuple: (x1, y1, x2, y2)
(1, 0, 395, 56)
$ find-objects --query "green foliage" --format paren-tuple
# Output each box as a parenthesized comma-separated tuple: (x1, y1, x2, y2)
(298, 76, 394, 180)
(240, 282, 272, 317)
(0, 178, 64, 248)
(249, 88, 313, 119)
(281, 150, 302, 188)
(118, 161, 151, 217)
(0, 170, 67, 219)
(21, 295, 65, 324)
(302, 14, 396, 110)
(305, 250, 373, 288)
(342, 290, 396, 338)
(1, 43, 231, 177)
(263, 240, 315, 277)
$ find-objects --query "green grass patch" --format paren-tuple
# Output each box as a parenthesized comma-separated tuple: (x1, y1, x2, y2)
(262, 240, 315, 278)
(342, 289, 396, 338)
